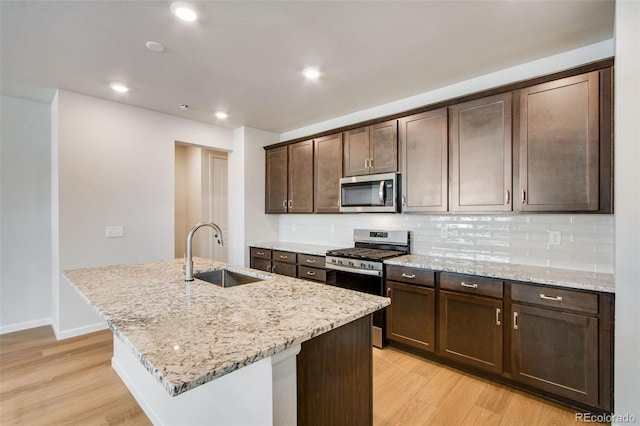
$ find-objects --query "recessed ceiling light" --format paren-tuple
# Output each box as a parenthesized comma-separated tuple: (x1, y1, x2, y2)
(179, 104, 189, 110)
(170, 2, 197, 22)
(214, 111, 229, 120)
(302, 67, 321, 80)
(110, 83, 129, 93)
(145, 41, 166, 52)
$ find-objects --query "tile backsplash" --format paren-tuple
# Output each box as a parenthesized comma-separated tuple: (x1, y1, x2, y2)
(278, 214, 614, 273)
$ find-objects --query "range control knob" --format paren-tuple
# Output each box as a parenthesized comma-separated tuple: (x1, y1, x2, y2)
(349, 261, 355, 266)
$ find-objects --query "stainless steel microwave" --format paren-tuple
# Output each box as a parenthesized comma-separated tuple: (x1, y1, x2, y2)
(340, 172, 399, 213)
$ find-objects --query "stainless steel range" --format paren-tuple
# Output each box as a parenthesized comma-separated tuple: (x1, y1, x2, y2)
(325, 229, 410, 347)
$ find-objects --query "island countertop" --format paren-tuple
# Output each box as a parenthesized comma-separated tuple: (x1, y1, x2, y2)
(64, 258, 390, 397)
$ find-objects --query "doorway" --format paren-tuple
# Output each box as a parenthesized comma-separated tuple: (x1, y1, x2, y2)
(175, 144, 228, 262)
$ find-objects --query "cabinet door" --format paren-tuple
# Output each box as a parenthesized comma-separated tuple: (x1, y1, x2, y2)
(343, 127, 370, 177)
(518, 72, 599, 211)
(370, 120, 398, 174)
(251, 258, 271, 273)
(386, 281, 435, 352)
(450, 93, 512, 212)
(288, 140, 314, 213)
(511, 303, 599, 406)
(400, 109, 448, 212)
(314, 133, 343, 213)
(438, 291, 503, 374)
(265, 146, 288, 213)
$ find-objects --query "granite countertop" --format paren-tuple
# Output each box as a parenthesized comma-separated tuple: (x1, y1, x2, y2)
(386, 254, 614, 293)
(250, 242, 340, 256)
(64, 258, 389, 396)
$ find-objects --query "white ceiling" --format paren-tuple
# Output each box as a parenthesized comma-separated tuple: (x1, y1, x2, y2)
(1, 1, 614, 134)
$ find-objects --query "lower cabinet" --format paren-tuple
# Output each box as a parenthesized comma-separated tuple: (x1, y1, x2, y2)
(250, 247, 326, 282)
(437, 273, 504, 374)
(384, 268, 613, 413)
(511, 283, 602, 407)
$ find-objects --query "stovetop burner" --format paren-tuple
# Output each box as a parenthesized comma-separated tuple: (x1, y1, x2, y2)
(326, 247, 406, 261)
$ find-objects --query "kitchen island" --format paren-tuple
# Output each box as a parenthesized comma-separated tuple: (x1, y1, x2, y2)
(64, 257, 390, 426)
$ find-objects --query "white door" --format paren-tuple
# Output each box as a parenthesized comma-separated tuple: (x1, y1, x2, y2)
(209, 154, 228, 262)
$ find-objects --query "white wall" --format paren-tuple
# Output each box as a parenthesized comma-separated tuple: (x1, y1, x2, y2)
(0, 95, 53, 333)
(227, 127, 279, 267)
(613, 0, 640, 421)
(53, 90, 234, 338)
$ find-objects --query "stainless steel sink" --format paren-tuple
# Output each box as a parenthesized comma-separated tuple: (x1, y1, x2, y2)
(193, 269, 263, 287)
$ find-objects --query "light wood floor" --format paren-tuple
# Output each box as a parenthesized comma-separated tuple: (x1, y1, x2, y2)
(1, 327, 605, 425)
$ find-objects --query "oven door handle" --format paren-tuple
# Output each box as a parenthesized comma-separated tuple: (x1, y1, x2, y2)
(325, 263, 382, 277)
(379, 180, 386, 205)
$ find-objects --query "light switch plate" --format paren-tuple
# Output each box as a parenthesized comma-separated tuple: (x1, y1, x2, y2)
(106, 226, 124, 238)
(549, 230, 561, 246)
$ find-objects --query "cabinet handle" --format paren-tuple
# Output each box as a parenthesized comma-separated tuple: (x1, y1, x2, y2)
(387, 288, 392, 297)
(283, 200, 287, 208)
(280, 255, 288, 259)
(272, 264, 276, 273)
(540, 294, 563, 302)
(505, 189, 510, 204)
(513, 312, 518, 330)
(521, 189, 526, 203)
(306, 259, 316, 264)
(496, 308, 501, 326)
(267, 265, 271, 272)
(257, 251, 265, 255)
(369, 157, 374, 169)
(402, 194, 406, 207)
(460, 282, 478, 289)
(306, 271, 316, 276)
(401, 273, 416, 279)
(364, 158, 369, 169)
(288, 200, 292, 208)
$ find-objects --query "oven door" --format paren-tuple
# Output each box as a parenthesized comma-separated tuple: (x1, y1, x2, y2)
(325, 268, 385, 348)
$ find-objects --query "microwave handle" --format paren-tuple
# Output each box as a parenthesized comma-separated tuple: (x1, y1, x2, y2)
(379, 180, 386, 205)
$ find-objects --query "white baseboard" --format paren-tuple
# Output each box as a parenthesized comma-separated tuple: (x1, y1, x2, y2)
(53, 321, 108, 340)
(0, 317, 52, 335)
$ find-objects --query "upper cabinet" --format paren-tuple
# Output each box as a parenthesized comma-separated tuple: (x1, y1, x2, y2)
(399, 109, 448, 212)
(265, 140, 314, 214)
(314, 133, 343, 213)
(516, 71, 610, 212)
(343, 120, 398, 177)
(450, 93, 512, 212)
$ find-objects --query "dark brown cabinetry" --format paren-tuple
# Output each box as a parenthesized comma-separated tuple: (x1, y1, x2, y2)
(314, 133, 343, 213)
(399, 108, 448, 212)
(265, 140, 314, 214)
(250, 247, 327, 282)
(385, 266, 436, 352)
(517, 71, 608, 212)
(343, 120, 398, 177)
(450, 93, 512, 212)
(438, 273, 504, 374)
(511, 283, 602, 407)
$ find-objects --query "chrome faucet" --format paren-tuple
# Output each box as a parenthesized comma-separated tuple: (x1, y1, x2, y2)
(185, 222, 224, 281)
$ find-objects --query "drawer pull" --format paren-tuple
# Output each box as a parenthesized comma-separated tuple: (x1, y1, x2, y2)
(257, 251, 265, 255)
(280, 255, 288, 259)
(496, 308, 501, 326)
(387, 288, 392, 297)
(306, 259, 316, 264)
(306, 271, 316, 276)
(540, 294, 563, 302)
(461, 282, 478, 289)
(267, 265, 271, 272)
(401, 273, 416, 279)
(513, 312, 519, 330)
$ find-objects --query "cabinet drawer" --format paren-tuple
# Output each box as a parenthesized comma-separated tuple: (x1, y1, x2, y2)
(511, 283, 598, 315)
(272, 261, 297, 277)
(386, 265, 435, 287)
(251, 247, 272, 260)
(440, 273, 503, 298)
(298, 254, 325, 267)
(273, 250, 296, 264)
(299, 265, 326, 282)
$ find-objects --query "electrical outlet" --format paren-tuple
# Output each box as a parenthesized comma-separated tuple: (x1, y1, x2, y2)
(106, 226, 124, 238)
(549, 230, 561, 246)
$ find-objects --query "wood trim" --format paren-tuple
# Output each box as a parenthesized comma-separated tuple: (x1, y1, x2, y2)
(599, 67, 614, 214)
(270, 58, 614, 149)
